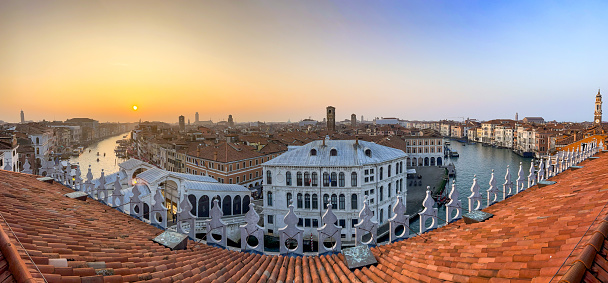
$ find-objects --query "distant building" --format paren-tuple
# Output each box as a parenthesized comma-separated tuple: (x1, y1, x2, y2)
(298, 119, 317, 127)
(351, 114, 356, 128)
(262, 138, 407, 241)
(375, 118, 400, 125)
(0, 135, 19, 172)
(65, 118, 99, 142)
(179, 115, 185, 131)
(195, 112, 199, 123)
(228, 115, 234, 127)
(522, 117, 545, 124)
(326, 106, 336, 131)
(20, 110, 24, 124)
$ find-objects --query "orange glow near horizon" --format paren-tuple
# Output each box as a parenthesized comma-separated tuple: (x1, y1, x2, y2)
(133, 105, 138, 111)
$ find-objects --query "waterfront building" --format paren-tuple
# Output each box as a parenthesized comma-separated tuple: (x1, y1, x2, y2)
(262, 137, 407, 241)
(65, 118, 99, 142)
(403, 130, 444, 166)
(375, 117, 400, 125)
(298, 118, 317, 127)
(493, 123, 516, 148)
(515, 125, 536, 156)
(522, 117, 545, 124)
(16, 123, 54, 169)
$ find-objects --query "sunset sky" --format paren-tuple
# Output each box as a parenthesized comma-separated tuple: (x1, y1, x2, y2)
(1, 1, 607, 124)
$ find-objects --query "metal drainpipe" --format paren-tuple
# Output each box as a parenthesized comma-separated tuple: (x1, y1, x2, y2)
(375, 164, 379, 225)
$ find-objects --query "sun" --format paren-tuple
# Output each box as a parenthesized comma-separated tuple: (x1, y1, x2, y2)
(132, 105, 138, 111)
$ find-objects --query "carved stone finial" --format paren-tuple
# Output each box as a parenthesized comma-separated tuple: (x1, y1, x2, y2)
(150, 186, 168, 229)
(446, 181, 462, 222)
(318, 204, 341, 254)
(516, 162, 525, 193)
(240, 203, 264, 254)
(527, 160, 536, 188)
(468, 176, 482, 212)
(487, 169, 499, 206)
(537, 158, 545, 182)
(355, 197, 378, 246)
(279, 203, 303, 255)
(206, 199, 227, 248)
(176, 190, 196, 239)
(419, 188, 438, 233)
(21, 158, 32, 174)
(111, 174, 124, 208)
(503, 165, 513, 199)
(129, 185, 143, 218)
(389, 196, 410, 242)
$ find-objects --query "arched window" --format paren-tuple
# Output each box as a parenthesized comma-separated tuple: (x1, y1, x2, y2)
(312, 172, 318, 186)
(323, 172, 329, 187)
(323, 194, 329, 209)
(286, 193, 293, 207)
(379, 167, 383, 180)
(297, 193, 303, 209)
(243, 195, 250, 213)
(351, 194, 358, 210)
(267, 191, 273, 206)
(365, 149, 372, 157)
(286, 171, 292, 186)
(338, 172, 345, 187)
(305, 193, 311, 209)
(388, 205, 392, 218)
(388, 183, 392, 198)
(143, 203, 150, 220)
(223, 196, 232, 216)
(388, 165, 392, 177)
(233, 195, 241, 215)
(331, 172, 337, 187)
(199, 195, 209, 217)
(380, 186, 384, 201)
(395, 163, 399, 175)
(351, 172, 357, 187)
(331, 194, 337, 209)
(36, 137, 39, 144)
(266, 170, 272, 184)
(304, 172, 310, 186)
(312, 194, 319, 209)
(310, 149, 317, 156)
(188, 195, 197, 216)
(400, 161, 403, 173)
(330, 149, 337, 156)
(380, 208, 384, 223)
(297, 172, 303, 186)
(339, 194, 345, 210)
(36, 148, 40, 155)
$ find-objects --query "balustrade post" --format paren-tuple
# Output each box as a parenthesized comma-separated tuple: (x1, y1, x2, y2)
(446, 182, 462, 223)
(487, 170, 499, 206)
(503, 165, 513, 199)
(129, 185, 143, 219)
(21, 158, 32, 174)
(389, 195, 410, 242)
(355, 197, 378, 246)
(176, 187, 196, 240)
(516, 162, 525, 192)
(527, 160, 536, 188)
(150, 186, 168, 230)
(419, 187, 438, 234)
(111, 174, 124, 210)
(318, 204, 341, 254)
(279, 202, 303, 255)
(537, 158, 545, 183)
(240, 203, 264, 254)
(468, 176, 482, 211)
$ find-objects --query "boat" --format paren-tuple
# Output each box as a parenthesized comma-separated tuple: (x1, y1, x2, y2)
(96, 158, 99, 162)
(104, 153, 106, 157)
(97, 152, 100, 156)
(445, 141, 451, 145)
(450, 151, 459, 157)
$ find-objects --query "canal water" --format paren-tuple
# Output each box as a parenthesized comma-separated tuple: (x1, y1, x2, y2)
(69, 133, 130, 179)
(409, 141, 533, 235)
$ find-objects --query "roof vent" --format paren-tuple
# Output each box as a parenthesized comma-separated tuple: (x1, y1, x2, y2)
(462, 210, 493, 224)
(37, 177, 54, 184)
(152, 231, 188, 250)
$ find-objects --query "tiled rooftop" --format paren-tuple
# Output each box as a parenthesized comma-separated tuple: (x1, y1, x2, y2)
(0, 152, 606, 282)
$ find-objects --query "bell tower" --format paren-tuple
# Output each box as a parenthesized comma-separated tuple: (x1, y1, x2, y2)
(326, 106, 336, 132)
(595, 89, 602, 125)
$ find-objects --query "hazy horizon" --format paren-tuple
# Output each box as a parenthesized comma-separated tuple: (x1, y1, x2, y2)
(2, 1, 606, 124)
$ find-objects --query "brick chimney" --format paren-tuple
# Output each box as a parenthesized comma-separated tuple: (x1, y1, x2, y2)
(213, 151, 218, 161)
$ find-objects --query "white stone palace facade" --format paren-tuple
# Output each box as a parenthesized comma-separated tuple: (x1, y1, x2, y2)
(262, 138, 407, 242)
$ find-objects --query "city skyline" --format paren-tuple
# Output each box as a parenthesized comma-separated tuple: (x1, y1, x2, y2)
(2, 1, 608, 123)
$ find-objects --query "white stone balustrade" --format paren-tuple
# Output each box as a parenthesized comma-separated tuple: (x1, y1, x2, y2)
(177, 188, 196, 239)
(84, 165, 94, 194)
(487, 170, 499, 206)
(468, 176, 482, 212)
(537, 158, 545, 183)
(503, 165, 513, 199)
(150, 186, 168, 230)
(355, 197, 378, 246)
(95, 169, 106, 201)
(111, 175, 124, 209)
(419, 187, 438, 234)
(279, 203, 303, 255)
(240, 203, 264, 254)
(21, 158, 32, 174)
(205, 199, 227, 248)
(317, 204, 341, 255)
(389, 195, 410, 242)
(129, 185, 143, 218)
(446, 182, 462, 223)
(516, 162, 525, 193)
(74, 165, 83, 190)
(527, 160, 536, 188)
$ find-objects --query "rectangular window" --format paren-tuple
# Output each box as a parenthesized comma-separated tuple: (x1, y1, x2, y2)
(298, 218, 303, 227)
(312, 219, 319, 228)
(236, 177, 240, 183)
(365, 177, 369, 183)
(370, 169, 374, 174)
(268, 215, 273, 224)
(365, 169, 369, 175)
(339, 219, 346, 228)
(305, 218, 311, 227)
(268, 229, 273, 235)
(370, 176, 374, 182)
(352, 219, 358, 228)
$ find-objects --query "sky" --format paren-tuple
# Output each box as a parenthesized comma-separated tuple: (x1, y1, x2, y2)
(1, 1, 607, 124)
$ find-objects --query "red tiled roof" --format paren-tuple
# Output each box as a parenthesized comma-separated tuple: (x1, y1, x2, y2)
(0, 153, 606, 282)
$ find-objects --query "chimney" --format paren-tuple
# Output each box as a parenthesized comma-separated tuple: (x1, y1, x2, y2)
(355, 135, 359, 146)
(322, 139, 325, 147)
(197, 146, 201, 157)
(213, 151, 218, 161)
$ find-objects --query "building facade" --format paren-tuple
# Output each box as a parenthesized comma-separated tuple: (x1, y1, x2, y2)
(262, 138, 407, 241)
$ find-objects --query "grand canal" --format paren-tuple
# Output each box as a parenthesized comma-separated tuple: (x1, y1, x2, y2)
(410, 140, 534, 234)
(69, 133, 130, 178)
